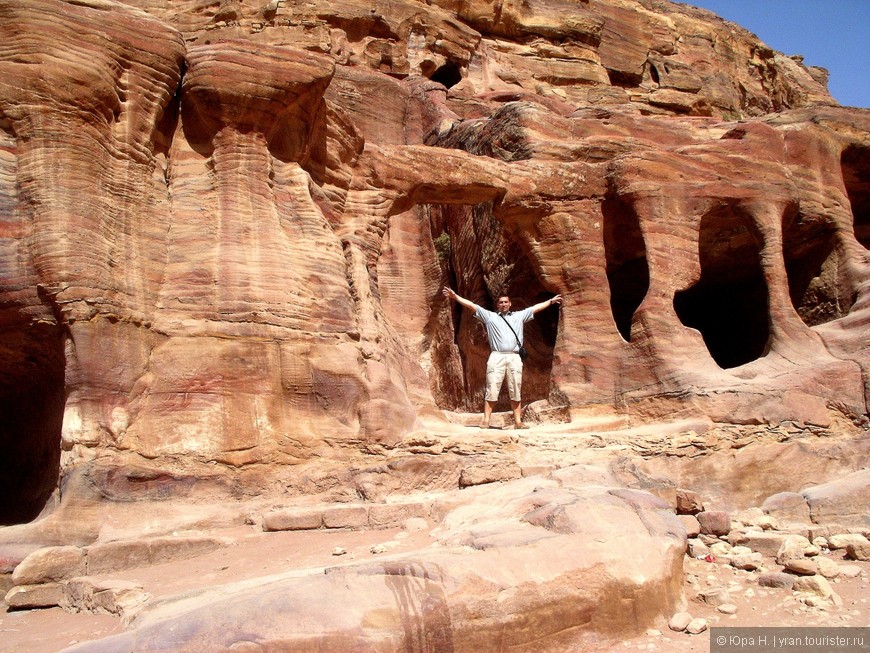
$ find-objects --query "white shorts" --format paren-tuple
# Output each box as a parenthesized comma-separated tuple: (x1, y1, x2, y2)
(485, 351, 523, 402)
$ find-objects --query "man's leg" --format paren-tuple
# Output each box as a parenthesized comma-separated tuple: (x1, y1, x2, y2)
(483, 400, 496, 427)
(510, 400, 524, 428)
(482, 353, 507, 427)
(506, 356, 528, 428)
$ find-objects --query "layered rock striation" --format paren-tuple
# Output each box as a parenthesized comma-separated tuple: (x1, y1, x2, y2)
(0, 0, 867, 525)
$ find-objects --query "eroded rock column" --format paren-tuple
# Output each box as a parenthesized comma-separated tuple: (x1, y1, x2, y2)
(0, 0, 184, 519)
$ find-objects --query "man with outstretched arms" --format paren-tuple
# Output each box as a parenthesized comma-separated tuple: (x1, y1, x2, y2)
(442, 287, 562, 429)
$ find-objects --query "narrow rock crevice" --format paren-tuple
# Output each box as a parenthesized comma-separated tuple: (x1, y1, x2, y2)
(603, 195, 649, 342)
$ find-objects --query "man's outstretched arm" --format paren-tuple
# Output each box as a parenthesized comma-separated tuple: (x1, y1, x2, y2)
(530, 294, 562, 314)
(442, 286, 479, 312)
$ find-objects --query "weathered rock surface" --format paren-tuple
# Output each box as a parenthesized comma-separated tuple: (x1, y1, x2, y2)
(49, 477, 685, 653)
(0, 0, 867, 520)
(1, 0, 869, 650)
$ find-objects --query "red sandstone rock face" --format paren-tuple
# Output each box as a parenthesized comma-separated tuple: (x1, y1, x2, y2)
(0, 0, 868, 530)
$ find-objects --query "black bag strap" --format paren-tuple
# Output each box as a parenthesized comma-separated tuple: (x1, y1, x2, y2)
(499, 313, 523, 350)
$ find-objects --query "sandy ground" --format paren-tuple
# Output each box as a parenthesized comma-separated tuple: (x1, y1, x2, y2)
(1, 415, 868, 652)
(1, 522, 868, 653)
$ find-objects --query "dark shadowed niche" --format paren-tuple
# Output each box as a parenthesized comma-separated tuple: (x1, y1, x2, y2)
(429, 203, 559, 412)
(841, 143, 870, 250)
(782, 206, 856, 327)
(674, 206, 770, 369)
(603, 195, 649, 342)
(0, 320, 65, 524)
(430, 61, 463, 89)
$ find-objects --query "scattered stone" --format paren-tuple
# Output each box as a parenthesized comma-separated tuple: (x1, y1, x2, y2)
(730, 552, 764, 571)
(783, 558, 818, 576)
(828, 533, 870, 550)
(676, 489, 704, 515)
(63, 577, 150, 619)
(816, 557, 841, 579)
(699, 587, 731, 607)
(838, 565, 864, 579)
(801, 595, 829, 608)
(86, 536, 227, 575)
(686, 618, 709, 634)
(813, 537, 829, 549)
(331, 547, 347, 556)
(758, 572, 795, 589)
(845, 540, 870, 561)
(5, 582, 64, 610)
(735, 507, 779, 531)
(779, 523, 812, 539)
(679, 514, 701, 538)
(717, 603, 738, 614)
(697, 511, 730, 536)
(709, 541, 732, 557)
(668, 612, 692, 632)
(11, 546, 86, 585)
(741, 531, 791, 556)
(775, 535, 812, 565)
(792, 575, 835, 599)
(687, 539, 710, 558)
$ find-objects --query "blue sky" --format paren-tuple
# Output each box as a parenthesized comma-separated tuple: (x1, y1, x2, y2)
(684, 0, 870, 108)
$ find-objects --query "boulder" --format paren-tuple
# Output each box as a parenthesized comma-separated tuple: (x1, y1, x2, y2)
(5, 582, 64, 610)
(11, 546, 85, 585)
(697, 511, 731, 536)
(801, 470, 870, 527)
(757, 572, 795, 590)
(761, 492, 811, 524)
(845, 540, 870, 561)
(675, 489, 704, 515)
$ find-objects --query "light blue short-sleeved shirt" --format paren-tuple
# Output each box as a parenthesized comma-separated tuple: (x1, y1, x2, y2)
(474, 306, 534, 353)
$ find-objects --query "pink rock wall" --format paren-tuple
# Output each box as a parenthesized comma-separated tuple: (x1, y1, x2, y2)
(0, 0, 868, 522)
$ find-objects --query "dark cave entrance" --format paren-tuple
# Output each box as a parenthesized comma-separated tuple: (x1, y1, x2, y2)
(782, 207, 855, 327)
(0, 320, 66, 524)
(603, 196, 649, 341)
(430, 203, 559, 413)
(841, 144, 870, 250)
(673, 208, 770, 369)
(430, 61, 463, 89)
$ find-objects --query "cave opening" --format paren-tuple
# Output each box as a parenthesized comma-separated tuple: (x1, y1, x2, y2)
(673, 207, 770, 369)
(782, 208, 855, 327)
(841, 144, 870, 249)
(603, 195, 649, 341)
(430, 61, 462, 89)
(429, 203, 559, 413)
(0, 321, 66, 524)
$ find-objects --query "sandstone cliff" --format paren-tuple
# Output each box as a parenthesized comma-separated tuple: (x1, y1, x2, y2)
(0, 0, 868, 524)
(1, 0, 869, 650)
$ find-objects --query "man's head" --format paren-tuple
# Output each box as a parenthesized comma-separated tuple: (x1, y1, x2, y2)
(496, 295, 511, 314)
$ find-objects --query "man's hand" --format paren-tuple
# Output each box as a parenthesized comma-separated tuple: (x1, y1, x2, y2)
(531, 293, 563, 314)
(443, 287, 478, 311)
